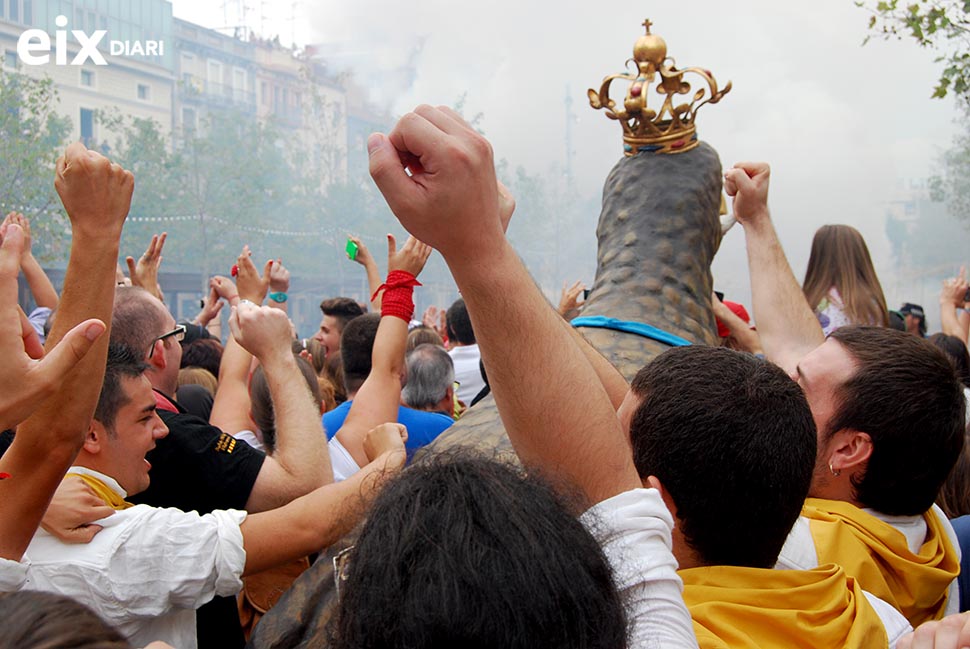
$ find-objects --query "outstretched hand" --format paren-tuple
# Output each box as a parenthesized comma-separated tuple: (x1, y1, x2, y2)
(267, 258, 290, 293)
(0, 225, 106, 429)
(210, 275, 240, 305)
(558, 280, 586, 320)
(941, 266, 968, 307)
(235, 245, 270, 304)
(0, 212, 32, 261)
(196, 285, 225, 326)
(347, 235, 375, 268)
(387, 233, 432, 277)
(368, 105, 504, 260)
(126, 232, 167, 301)
(724, 162, 771, 228)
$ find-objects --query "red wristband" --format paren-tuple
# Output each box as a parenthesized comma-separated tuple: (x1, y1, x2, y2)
(375, 270, 421, 322)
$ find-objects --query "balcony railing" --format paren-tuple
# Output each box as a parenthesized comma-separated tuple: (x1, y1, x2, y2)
(180, 76, 256, 109)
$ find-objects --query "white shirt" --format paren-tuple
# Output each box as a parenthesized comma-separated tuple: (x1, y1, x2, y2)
(581, 488, 698, 649)
(18, 468, 247, 649)
(0, 556, 27, 592)
(448, 344, 485, 404)
(233, 429, 265, 453)
(329, 436, 359, 482)
(777, 503, 961, 618)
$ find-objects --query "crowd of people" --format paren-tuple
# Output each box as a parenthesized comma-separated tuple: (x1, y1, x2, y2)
(0, 106, 969, 649)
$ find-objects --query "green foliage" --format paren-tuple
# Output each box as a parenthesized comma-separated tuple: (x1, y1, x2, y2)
(857, 0, 970, 102)
(0, 66, 71, 262)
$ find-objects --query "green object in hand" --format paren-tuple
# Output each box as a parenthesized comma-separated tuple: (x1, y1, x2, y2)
(345, 239, 359, 261)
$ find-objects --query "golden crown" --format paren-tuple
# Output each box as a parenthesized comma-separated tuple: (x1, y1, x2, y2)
(589, 19, 731, 156)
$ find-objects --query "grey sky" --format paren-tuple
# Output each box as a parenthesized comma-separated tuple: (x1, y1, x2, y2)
(173, 0, 963, 308)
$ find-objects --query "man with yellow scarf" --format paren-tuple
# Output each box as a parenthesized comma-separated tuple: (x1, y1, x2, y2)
(726, 162, 966, 627)
(621, 345, 912, 647)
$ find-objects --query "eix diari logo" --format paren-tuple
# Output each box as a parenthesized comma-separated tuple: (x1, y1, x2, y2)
(17, 15, 164, 66)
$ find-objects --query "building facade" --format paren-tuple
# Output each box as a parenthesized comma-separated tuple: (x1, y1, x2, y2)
(0, 0, 175, 147)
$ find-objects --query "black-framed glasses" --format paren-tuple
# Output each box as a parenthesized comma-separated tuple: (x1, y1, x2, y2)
(148, 324, 186, 358)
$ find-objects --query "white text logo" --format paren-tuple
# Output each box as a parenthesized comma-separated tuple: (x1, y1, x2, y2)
(16, 15, 164, 66)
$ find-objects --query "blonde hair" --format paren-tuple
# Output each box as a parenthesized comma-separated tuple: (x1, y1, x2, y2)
(177, 367, 218, 395)
(802, 225, 888, 328)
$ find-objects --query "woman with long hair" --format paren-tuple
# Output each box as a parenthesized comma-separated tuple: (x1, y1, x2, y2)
(802, 225, 889, 334)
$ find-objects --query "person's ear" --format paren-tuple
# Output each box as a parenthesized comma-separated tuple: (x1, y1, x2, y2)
(828, 430, 873, 474)
(83, 420, 106, 455)
(146, 340, 167, 372)
(644, 475, 678, 516)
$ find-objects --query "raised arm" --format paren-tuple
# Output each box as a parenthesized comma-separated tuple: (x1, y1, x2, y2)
(209, 293, 256, 437)
(940, 268, 969, 345)
(368, 105, 640, 505)
(229, 300, 332, 511)
(239, 422, 405, 576)
(126, 232, 166, 302)
(5, 212, 58, 310)
(725, 163, 822, 374)
(347, 236, 384, 312)
(711, 293, 764, 355)
(0, 143, 130, 559)
(192, 284, 225, 339)
(336, 234, 431, 467)
(266, 258, 290, 314)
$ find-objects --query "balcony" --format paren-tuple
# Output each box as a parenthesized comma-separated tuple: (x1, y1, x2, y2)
(179, 76, 256, 114)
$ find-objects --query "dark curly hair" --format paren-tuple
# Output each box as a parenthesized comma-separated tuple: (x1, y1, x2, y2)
(329, 452, 628, 649)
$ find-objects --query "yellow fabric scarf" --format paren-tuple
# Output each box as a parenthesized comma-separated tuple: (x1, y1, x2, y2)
(66, 472, 133, 511)
(802, 498, 958, 626)
(680, 564, 888, 649)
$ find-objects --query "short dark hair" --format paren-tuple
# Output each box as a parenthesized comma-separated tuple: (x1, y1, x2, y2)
(899, 302, 927, 336)
(445, 298, 475, 345)
(828, 326, 966, 516)
(180, 338, 224, 378)
(329, 452, 627, 649)
(402, 344, 454, 411)
(320, 297, 365, 332)
(95, 344, 150, 433)
(0, 590, 131, 649)
(339, 313, 380, 394)
(630, 346, 817, 568)
(928, 333, 970, 389)
(111, 287, 166, 358)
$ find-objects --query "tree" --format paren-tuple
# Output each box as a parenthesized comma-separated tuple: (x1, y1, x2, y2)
(0, 66, 72, 262)
(857, 0, 970, 103)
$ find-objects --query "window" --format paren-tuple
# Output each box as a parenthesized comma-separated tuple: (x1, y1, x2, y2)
(79, 108, 95, 147)
(137, 83, 150, 101)
(8, 0, 18, 22)
(232, 68, 245, 101)
(4, 49, 16, 70)
(206, 60, 222, 85)
(182, 107, 196, 136)
(80, 69, 94, 87)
